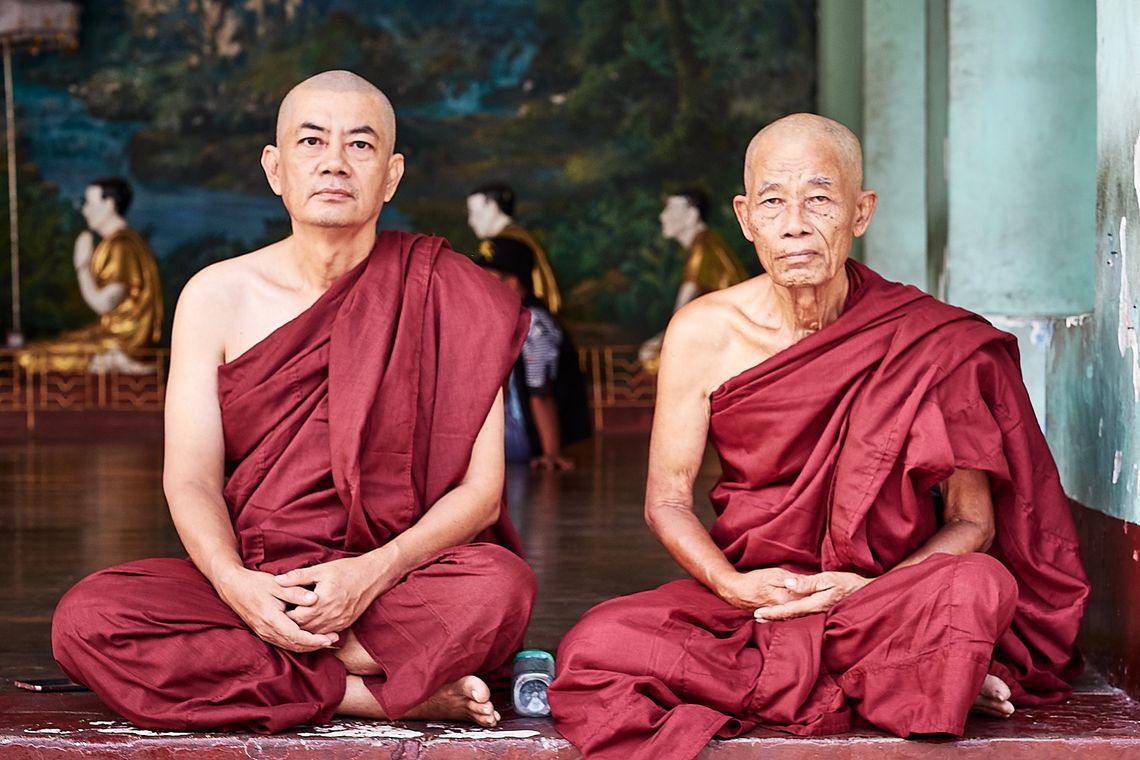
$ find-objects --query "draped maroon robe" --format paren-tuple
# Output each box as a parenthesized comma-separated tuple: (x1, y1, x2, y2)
(549, 261, 1088, 759)
(52, 231, 535, 732)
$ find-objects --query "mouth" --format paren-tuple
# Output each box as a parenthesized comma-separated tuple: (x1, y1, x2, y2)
(777, 250, 819, 263)
(312, 188, 354, 200)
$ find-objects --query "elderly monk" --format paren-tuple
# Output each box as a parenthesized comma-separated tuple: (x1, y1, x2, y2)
(548, 114, 1088, 759)
(51, 71, 535, 733)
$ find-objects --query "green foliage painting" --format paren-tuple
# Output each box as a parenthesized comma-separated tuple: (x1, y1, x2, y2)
(10, 0, 815, 342)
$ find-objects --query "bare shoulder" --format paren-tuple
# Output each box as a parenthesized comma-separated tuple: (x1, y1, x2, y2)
(660, 276, 776, 397)
(170, 243, 282, 359)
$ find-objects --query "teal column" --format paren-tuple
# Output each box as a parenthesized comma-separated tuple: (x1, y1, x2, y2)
(817, 0, 864, 140)
(861, 0, 927, 289)
(943, 0, 1095, 315)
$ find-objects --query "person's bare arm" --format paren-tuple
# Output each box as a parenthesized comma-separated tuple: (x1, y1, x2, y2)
(644, 306, 798, 611)
(280, 390, 509, 634)
(163, 269, 335, 652)
(895, 468, 995, 569)
(754, 469, 995, 622)
(529, 389, 572, 470)
(73, 232, 125, 314)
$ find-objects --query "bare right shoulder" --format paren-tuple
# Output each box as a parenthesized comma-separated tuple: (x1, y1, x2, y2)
(171, 244, 278, 366)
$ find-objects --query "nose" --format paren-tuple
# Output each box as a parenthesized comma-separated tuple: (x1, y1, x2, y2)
(780, 201, 812, 238)
(319, 141, 350, 176)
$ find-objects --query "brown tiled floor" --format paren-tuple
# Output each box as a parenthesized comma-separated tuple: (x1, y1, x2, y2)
(1, 429, 1138, 758)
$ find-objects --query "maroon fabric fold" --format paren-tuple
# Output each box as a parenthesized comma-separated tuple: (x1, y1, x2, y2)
(550, 261, 1087, 758)
(706, 259, 1087, 702)
(51, 231, 534, 733)
(219, 230, 529, 568)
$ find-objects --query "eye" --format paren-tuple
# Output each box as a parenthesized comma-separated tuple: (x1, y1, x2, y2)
(808, 195, 830, 204)
(299, 136, 322, 147)
(350, 140, 373, 151)
(760, 197, 781, 207)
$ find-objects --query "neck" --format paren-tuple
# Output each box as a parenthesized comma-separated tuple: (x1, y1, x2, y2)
(771, 268, 850, 341)
(486, 213, 512, 238)
(675, 221, 706, 249)
(286, 224, 377, 293)
(93, 216, 127, 238)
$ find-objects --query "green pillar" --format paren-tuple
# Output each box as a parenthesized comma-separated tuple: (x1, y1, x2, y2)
(861, 0, 927, 289)
(943, 0, 1095, 315)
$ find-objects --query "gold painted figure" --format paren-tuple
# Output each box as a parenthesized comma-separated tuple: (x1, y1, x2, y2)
(639, 188, 748, 369)
(467, 182, 561, 314)
(18, 178, 163, 373)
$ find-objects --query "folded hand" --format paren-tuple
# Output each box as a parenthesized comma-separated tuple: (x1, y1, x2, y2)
(753, 571, 870, 622)
(277, 555, 388, 635)
(215, 566, 339, 652)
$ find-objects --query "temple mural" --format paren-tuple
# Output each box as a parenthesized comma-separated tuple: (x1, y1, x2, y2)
(3, 0, 815, 342)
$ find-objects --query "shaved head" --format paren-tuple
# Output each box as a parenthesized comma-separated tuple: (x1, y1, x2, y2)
(276, 70, 396, 152)
(742, 113, 862, 193)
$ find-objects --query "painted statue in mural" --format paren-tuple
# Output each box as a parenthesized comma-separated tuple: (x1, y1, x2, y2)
(467, 181, 562, 314)
(638, 188, 748, 370)
(17, 178, 163, 374)
(52, 70, 534, 734)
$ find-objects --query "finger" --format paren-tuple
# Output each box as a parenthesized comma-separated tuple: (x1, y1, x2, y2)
(783, 573, 833, 595)
(272, 585, 319, 607)
(263, 609, 337, 650)
(754, 593, 831, 622)
(275, 568, 317, 587)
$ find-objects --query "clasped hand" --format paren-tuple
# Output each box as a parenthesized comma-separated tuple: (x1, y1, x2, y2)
(217, 555, 387, 653)
(73, 231, 94, 270)
(721, 568, 870, 622)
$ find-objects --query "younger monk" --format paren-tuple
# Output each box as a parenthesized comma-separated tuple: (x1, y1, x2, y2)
(548, 114, 1088, 759)
(51, 71, 535, 733)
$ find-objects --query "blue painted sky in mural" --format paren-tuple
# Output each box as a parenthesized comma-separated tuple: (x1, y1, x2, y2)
(13, 81, 412, 259)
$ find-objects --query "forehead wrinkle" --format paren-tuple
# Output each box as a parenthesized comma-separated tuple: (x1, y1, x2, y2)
(275, 70, 396, 152)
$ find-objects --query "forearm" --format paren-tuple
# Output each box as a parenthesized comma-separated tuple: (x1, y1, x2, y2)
(647, 499, 740, 598)
(75, 268, 125, 315)
(893, 518, 994, 571)
(528, 392, 562, 457)
(166, 482, 245, 585)
(362, 481, 500, 591)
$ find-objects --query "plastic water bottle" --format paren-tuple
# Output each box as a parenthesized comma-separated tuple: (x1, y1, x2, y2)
(512, 649, 555, 717)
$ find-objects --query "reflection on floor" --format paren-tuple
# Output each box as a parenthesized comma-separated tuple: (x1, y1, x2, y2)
(0, 433, 710, 680)
(2, 432, 1138, 758)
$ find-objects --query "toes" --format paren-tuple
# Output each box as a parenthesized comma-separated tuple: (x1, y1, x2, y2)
(462, 675, 491, 704)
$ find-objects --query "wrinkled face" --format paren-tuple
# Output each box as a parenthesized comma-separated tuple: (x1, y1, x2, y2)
(261, 88, 403, 232)
(466, 194, 500, 238)
(733, 134, 875, 289)
(81, 186, 116, 229)
(659, 196, 697, 241)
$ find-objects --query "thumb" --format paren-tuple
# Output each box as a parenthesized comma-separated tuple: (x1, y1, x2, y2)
(275, 567, 316, 587)
(784, 573, 829, 594)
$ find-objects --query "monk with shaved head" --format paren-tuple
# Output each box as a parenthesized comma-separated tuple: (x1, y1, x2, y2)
(52, 71, 535, 732)
(549, 114, 1087, 759)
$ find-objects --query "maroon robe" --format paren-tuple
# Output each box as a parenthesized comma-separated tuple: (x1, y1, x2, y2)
(52, 231, 535, 732)
(549, 261, 1088, 759)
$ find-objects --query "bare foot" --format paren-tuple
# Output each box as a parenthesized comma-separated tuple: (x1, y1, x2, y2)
(972, 674, 1015, 718)
(402, 675, 500, 728)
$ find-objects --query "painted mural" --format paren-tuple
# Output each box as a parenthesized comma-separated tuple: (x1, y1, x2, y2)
(2, 0, 815, 342)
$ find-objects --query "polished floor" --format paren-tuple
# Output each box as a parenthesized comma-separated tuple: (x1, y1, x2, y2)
(2, 430, 1138, 758)
(0, 430, 716, 680)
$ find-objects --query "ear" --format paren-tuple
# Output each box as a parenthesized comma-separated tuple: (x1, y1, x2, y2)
(261, 145, 282, 196)
(732, 194, 754, 242)
(383, 153, 406, 202)
(852, 189, 878, 238)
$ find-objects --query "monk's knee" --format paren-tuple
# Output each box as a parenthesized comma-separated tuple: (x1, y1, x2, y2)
(556, 598, 646, 675)
(52, 571, 121, 672)
(449, 543, 536, 630)
(953, 553, 1018, 629)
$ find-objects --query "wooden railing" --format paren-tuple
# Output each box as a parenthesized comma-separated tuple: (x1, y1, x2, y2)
(0, 345, 657, 433)
(577, 344, 657, 432)
(0, 348, 168, 431)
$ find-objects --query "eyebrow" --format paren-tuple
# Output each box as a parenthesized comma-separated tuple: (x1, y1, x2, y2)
(756, 176, 834, 194)
(298, 122, 379, 138)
